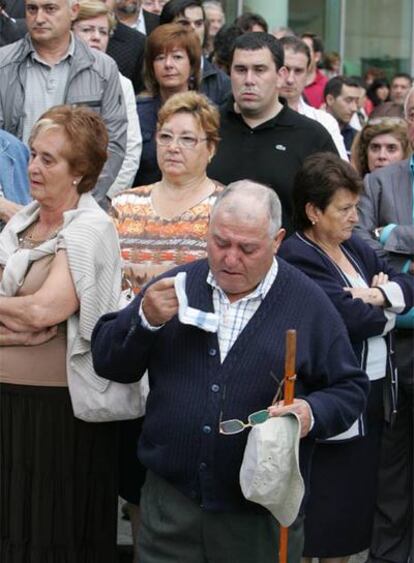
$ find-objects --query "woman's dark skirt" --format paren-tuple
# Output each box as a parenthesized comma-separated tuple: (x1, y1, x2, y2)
(0, 383, 119, 563)
(303, 378, 385, 557)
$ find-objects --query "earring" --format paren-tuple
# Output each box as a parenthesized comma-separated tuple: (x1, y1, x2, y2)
(311, 220, 316, 225)
(72, 180, 77, 186)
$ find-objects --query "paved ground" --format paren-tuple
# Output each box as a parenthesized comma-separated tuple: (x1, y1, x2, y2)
(117, 498, 368, 562)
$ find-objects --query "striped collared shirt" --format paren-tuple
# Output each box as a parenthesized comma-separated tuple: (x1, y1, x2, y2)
(207, 258, 278, 362)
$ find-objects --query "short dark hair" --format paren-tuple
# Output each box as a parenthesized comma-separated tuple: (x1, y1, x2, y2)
(160, 0, 205, 25)
(279, 35, 311, 68)
(292, 153, 363, 230)
(324, 75, 361, 100)
(301, 31, 324, 54)
(230, 32, 284, 70)
(213, 23, 243, 74)
(366, 77, 390, 106)
(234, 12, 268, 33)
(391, 72, 412, 85)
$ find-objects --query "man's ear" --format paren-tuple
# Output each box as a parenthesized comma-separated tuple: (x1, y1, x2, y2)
(273, 228, 286, 254)
(70, 2, 80, 21)
(325, 93, 334, 108)
(276, 66, 288, 89)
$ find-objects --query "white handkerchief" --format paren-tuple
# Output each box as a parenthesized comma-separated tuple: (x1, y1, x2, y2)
(174, 272, 219, 333)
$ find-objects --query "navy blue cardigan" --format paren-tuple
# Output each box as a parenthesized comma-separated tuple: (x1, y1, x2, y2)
(92, 258, 368, 512)
(280, 232, 414, 424)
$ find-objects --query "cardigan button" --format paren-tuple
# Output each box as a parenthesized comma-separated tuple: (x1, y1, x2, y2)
(211, 384, 220, 393)
(208, 348, 217, 357)
(202, 425, 212, 434)
(199, 462, 207, 471)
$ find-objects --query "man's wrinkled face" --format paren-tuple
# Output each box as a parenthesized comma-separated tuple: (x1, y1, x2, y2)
(26, 0, 78, 44)
(115, 0, 140, 15)
(207, 198, 285, 303)
(390, 77, 412, 104)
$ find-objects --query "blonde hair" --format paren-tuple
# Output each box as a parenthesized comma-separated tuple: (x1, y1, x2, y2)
(74, 0, 116, 32)
(157, 91, 220, 150)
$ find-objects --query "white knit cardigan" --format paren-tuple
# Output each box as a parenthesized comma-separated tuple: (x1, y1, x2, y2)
(0, 193, 122, 395)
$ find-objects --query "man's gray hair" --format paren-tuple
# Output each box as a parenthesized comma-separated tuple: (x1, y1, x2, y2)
(404, 85, 414, 118)
(211, 180, 282, 237)
(203, 0, 224, 11)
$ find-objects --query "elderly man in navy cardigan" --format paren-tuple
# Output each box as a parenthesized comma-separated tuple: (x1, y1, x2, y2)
(92, 181, 369, 563)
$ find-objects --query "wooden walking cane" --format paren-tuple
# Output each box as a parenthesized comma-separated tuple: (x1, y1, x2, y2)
(278, 329, 297, 563)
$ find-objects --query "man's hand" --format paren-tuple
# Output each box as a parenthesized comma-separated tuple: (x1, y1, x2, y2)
(141, 277, 179, 327)
(0, 325, 58, 346)
(267, 398, 312, 438)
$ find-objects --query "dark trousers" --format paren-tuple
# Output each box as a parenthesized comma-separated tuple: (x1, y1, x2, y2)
(138, 470, 304, 563)
(368, 330, 414, 563)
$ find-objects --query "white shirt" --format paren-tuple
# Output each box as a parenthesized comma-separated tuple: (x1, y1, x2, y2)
(107, 73, 142, 198)
(130, 8, 146, 34)
(298, 97, 349, 161)
(207, 259, 278, 362)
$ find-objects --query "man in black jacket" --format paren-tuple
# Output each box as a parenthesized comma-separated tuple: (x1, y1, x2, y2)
(208, 32, 338, 234)
(113, 0, 159, 35)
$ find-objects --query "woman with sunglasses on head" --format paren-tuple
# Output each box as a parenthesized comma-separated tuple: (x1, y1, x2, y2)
(351, 116, 410, 178)
(134, 22, 202, 187)
(112, 90, 222, 563)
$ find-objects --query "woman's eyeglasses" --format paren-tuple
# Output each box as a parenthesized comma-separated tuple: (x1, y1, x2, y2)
(156, 131, 207, 149)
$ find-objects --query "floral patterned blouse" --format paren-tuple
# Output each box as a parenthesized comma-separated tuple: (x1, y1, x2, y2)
(111, 183, 222, 292)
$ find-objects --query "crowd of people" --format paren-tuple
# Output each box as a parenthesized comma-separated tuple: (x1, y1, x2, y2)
(0, 1, 413, 563)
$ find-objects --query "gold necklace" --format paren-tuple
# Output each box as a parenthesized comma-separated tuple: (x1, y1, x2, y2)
(18, 221, 62, 249)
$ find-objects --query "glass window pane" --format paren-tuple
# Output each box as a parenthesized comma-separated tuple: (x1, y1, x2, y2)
(344, 0, 413, 79)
